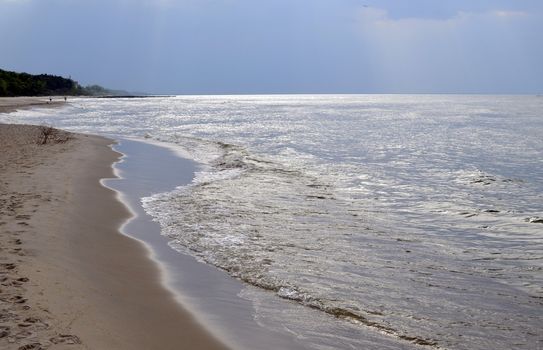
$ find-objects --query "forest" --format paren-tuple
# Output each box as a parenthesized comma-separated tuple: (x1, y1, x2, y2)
(0, 69, 112, 96)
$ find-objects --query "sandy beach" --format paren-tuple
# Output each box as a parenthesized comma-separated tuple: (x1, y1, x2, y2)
(0, 117, 229, 348)
(0, 97, 67, 114)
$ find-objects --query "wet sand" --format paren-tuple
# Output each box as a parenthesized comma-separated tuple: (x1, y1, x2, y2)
(0, 124, 229, 349)
(106, 138, 309, 350)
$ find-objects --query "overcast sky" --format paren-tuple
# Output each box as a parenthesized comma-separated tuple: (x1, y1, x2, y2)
(1, 0, 542, 94)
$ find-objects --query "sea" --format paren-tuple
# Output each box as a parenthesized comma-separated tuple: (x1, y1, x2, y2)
(2, 95, 542, 349)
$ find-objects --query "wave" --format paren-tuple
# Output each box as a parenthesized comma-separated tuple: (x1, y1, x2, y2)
(141, 138, 452, 348)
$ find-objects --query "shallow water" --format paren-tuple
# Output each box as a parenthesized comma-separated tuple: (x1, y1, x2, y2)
(3, 95, 542, 349)
(102, 138, 310, 350)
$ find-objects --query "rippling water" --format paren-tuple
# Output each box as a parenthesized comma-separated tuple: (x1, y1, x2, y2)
(3, 95, 542, 349)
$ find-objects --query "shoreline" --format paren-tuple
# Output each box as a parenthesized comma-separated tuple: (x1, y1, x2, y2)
(105, 138, 309, 350)
(0, 124, 229, 349)
(0, 97, 68, 114)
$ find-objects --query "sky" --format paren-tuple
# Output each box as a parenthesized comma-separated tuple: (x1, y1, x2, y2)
(0, 0, 542, 94)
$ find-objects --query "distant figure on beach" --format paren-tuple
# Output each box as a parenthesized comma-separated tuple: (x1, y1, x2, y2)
(49, 98, 52, 102)
(64, 97, 67, 101)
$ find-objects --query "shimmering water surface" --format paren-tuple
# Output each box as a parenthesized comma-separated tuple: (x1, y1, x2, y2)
(3, 95, 542, 349)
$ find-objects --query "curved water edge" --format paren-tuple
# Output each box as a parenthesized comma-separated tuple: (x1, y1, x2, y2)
(98, 138, 232, 344)
(2, 95, 542, 349)
(107, 137, 434, 350)
(99, 137, 315, 350)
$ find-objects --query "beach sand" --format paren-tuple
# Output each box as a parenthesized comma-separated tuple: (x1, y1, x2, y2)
(0, 97, 67, 114)
(0, 123, 229, 349)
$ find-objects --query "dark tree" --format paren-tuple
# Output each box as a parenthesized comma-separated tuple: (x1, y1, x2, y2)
(0, 69, 115, 97)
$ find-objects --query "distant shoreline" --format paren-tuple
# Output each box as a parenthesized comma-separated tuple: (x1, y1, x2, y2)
(0, 96, 165, 115)
(96, 95, 175, 98)
(0, 96, 67, 113)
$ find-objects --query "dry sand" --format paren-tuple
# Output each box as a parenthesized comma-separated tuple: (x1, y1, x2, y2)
(0, 123, 229, 350)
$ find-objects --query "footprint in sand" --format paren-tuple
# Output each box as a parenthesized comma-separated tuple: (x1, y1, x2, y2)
(10, 277, 29, 287)
(0, 326, 10, 338)
(0, 277, 28, 287)
(10, 295, 27, 304)
(18, 342, 43, 350)
(2, 277, 21, 287)
(50, 334, 82, 345)
(1, 263, 17, 270)
(10, 248, 25, 256)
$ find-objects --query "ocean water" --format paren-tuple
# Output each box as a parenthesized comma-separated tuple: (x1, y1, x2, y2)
(2, 95, 542, 349)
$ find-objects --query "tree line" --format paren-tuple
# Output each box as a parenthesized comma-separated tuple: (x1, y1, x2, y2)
(0, 69, 113, 97)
